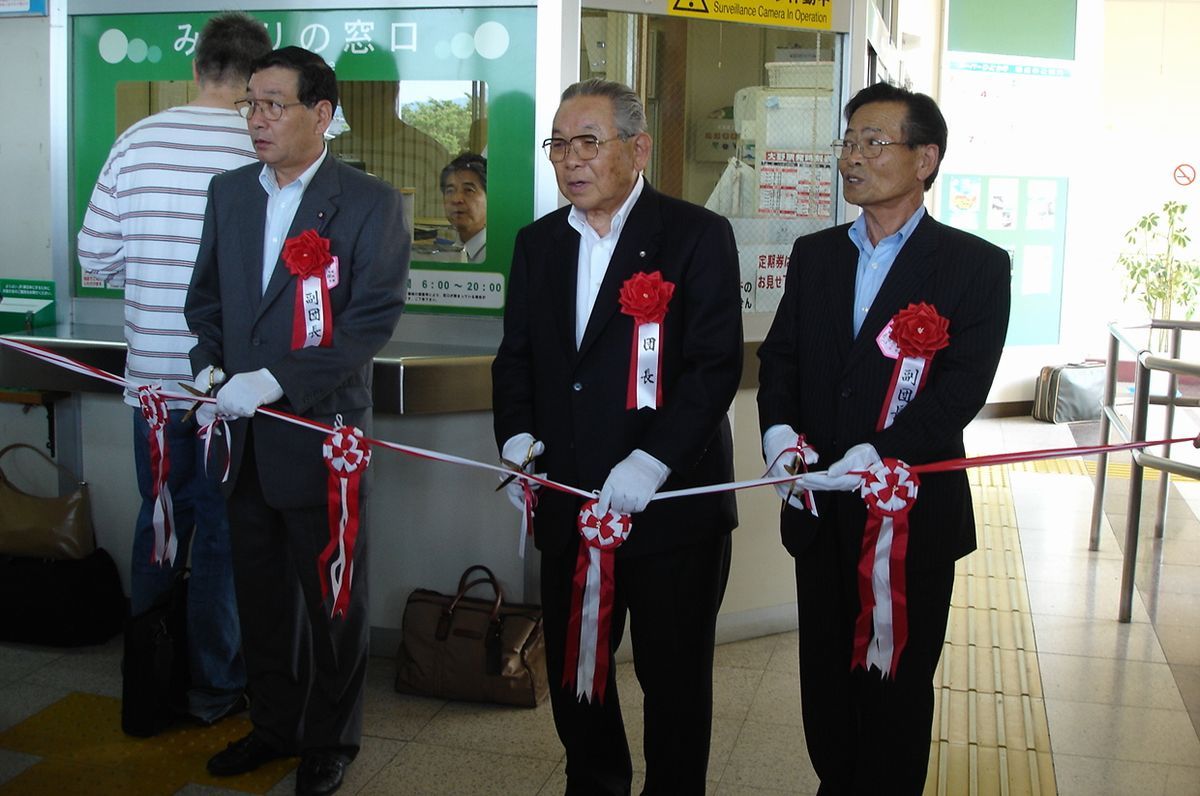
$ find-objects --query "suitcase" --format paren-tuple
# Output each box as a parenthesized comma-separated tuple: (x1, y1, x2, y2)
(1032, 362, 1105, 423)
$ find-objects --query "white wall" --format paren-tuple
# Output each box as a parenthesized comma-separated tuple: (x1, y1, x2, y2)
(0, 15, 53, 282)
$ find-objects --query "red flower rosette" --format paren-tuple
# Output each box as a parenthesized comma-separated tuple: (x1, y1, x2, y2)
(619, 271, 676, 410)
(282, 229, 334, 349)
(889, 302, 949, 360)
(618, 271, 675, 324)
(281, 229, 333, 279)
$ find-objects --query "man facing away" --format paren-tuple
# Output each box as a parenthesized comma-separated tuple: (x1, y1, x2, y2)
(185, 46, 410, 796)
(77, 10, 272, 726)
(492, 78, 743, 794)
(757, 82, 1011, 794)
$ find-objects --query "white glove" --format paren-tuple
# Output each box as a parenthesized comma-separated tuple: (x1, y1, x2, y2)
(195, 401, 218, 428)
(192, 365, 225, 395)
(802, 443, 880, 492)
(596, 449, 671, 517)
(214, 368, 283, 418)
(500, 433, 545, 512)
(762, 424, 818, 509)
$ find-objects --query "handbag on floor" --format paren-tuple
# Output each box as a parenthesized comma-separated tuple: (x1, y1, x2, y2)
(121, 570, 189, 737)
(395, 564, 548, 707)
(0, 442, 96, 559)
(0, 547, 126, 646)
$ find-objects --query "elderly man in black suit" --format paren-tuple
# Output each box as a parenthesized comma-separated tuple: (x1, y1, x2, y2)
(492, 78, 743, 793)
(757, 82, 1011, 794)
(185, 46, 409, 796)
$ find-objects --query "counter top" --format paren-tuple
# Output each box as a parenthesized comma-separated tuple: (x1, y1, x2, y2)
(1, 324, 761, 415)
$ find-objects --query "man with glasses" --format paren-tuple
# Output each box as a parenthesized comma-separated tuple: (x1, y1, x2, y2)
(186, 46, 410, 796)
(492, 78, 743, 793)
(757, 82, 1011, 793)
(77, 11, 271, 730)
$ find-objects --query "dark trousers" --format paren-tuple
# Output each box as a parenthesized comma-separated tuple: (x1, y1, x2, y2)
(540, 533, 731, 795)
(795, 520, 954, 796)
(227, 432, 369, 756)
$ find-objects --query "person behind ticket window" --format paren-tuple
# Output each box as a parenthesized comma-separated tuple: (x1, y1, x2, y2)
(491, 78, 743, 793)
(440, 152, 487, 263)
(76, 10, 272, 729)
(757, 81, 1012, 794)
(185, 46, 410, 796)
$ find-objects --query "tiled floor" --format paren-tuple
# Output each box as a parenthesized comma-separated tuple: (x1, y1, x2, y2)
(0, 415, 1198, 794)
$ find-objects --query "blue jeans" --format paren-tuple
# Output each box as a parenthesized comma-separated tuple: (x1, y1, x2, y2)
(132, 407, 245, 722)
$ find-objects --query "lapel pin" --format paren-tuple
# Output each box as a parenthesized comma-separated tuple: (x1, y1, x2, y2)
(638, 250, 646, 258)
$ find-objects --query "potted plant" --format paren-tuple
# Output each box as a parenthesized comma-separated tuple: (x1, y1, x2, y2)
(1118, 200, 1200, 350)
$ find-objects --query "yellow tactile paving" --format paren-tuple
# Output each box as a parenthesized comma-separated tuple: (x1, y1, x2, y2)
(923, 464, 1057, 795)
(0, 693, 294, 796)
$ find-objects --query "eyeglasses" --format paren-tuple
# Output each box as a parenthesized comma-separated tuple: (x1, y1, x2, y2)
(235, 98, 307, 121)
(541, 134, 626, 162)
(831, 138, 909, 160)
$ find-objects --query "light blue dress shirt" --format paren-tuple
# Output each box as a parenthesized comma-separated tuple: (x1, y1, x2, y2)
(848, 205, 926, 337)
(258, 146, 329, 295)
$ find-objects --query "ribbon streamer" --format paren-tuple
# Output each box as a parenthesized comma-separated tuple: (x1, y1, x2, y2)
(136, 385, 176, 566)
(852, 459, 919, 676)
(563, 500, 630, 703)
(2, 335, 1195, 515)
(319, 422, 370, 619)
(293, 273, 332, 350)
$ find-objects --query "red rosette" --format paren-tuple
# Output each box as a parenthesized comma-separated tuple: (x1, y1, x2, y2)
(282, 229, 333, 279)
(618, 270, 675, 325)
(577, 499, 632, 550)
(859, 458, 920, 518)
(889, 302, 949, 360)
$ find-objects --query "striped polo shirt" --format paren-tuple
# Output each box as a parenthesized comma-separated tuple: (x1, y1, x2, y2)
(78, 105, 259, 409)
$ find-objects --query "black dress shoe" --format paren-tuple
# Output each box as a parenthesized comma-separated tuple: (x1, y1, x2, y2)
(207, 732, 285, 776)
(296, 750, 350, 796)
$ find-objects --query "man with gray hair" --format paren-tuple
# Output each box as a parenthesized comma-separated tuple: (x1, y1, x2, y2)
(78, 10, 272, 729)
(492, 78, 743, 792)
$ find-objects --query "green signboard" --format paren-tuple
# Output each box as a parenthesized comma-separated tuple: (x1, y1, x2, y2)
(72, 8, 536, 316)
(939, 174, 1068, 346)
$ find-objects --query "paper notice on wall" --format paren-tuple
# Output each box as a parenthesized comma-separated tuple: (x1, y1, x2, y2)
(739, 244, 791, 314)
(0, 0, 32, 10)
(757, 150, 832, 218)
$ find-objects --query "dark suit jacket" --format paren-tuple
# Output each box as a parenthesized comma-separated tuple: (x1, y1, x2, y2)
(492, 183, 743, 558)
(757, 213, 1011, 569)
(186, 155, 410, 508)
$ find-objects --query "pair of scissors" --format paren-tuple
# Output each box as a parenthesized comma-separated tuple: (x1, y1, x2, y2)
(495, 441, 539, 492)
(178, 382, 212, 424)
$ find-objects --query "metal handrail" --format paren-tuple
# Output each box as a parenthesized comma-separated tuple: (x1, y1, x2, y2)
(1089, 320, 1200, 622)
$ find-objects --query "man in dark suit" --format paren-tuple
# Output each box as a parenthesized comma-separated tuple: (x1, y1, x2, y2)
(185, 46, 409, 796)
(492, 78, 743, 793)
(757, 82, 1011, 794)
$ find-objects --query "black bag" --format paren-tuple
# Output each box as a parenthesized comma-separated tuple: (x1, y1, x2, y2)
(1032, 362, 1105, 423)
(0, 548, 126, 646)
(121, 571, 189, 737)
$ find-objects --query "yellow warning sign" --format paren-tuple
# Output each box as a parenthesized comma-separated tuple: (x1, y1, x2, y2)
(669, 0, 832, 31)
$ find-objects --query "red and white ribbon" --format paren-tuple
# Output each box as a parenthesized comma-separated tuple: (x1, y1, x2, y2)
(197, 416, 232, 484)
(628, 321, 664, 409)
(518, 479, 537, 559)
(292, 268, 333, 350)
(319, 422, 370, 619)
(563, 499, 631, 703)
(853, 458, 919, 676)
(137, 385, 176, 566)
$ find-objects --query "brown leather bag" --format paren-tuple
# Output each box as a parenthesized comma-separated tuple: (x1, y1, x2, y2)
(395, 564, 548, 707)
(0, 443, 96, 560)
